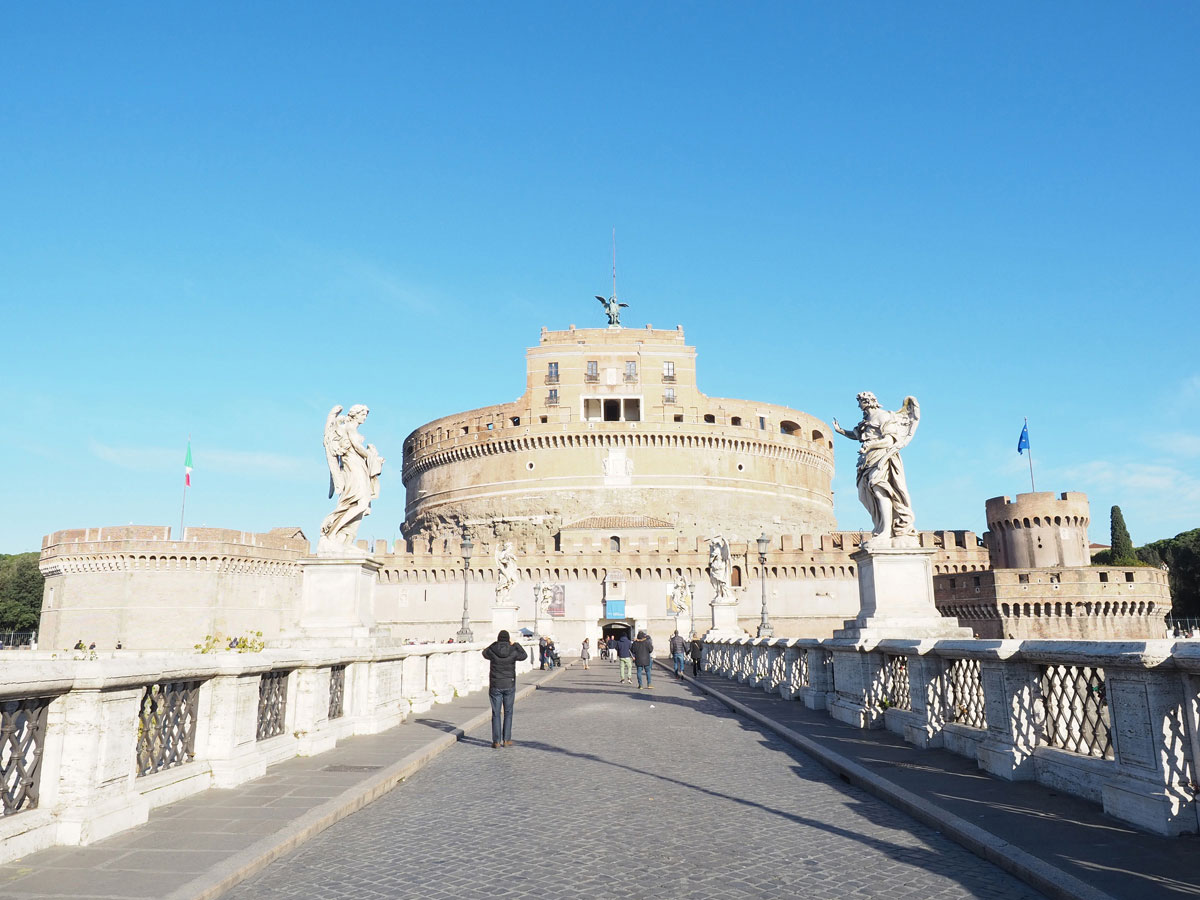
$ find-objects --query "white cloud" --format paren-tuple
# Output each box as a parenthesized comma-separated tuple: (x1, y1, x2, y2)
(1059, 460, 1200, 505)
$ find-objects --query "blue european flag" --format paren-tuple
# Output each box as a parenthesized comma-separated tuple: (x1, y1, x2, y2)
(1017, 423, 1030, 455)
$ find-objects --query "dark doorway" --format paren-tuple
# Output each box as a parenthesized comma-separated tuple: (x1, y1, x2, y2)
(601, 621, 632, 642)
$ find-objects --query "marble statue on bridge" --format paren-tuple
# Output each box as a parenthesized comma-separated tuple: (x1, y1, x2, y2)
(833, 392, 921, 548)
(708, 535, 731, 601)
(495, 541, 519, 604)
(319, 404, 385, 553)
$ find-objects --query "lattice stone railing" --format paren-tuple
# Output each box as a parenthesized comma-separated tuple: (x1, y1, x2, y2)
(0, 640, 491, 864)
(1, 697, 49, 816)
(136, 680, 201, 776)
(702, 636, 1200, 837)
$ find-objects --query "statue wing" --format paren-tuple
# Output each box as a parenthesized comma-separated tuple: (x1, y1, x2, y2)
(892, 396, 921, 450)
(323, 405, 346, 498)
(596, 295, 607, 304)
(618, 302, 628, 309)
(719, 536, 731, 567)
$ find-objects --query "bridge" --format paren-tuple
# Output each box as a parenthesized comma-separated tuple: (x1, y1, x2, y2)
(0, 641, 1194, 900)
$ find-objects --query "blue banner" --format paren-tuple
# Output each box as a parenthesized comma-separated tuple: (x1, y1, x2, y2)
(1017, 423, 1030, 455)
(605, 600, 625, 619)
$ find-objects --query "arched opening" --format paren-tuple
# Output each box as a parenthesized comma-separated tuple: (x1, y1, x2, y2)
(731, 416, 743, 426)
(780, 420, 801, 436)
(703, 413, 716, 424)
(731, 565, 742, 587)
(609, 535, 621, 552)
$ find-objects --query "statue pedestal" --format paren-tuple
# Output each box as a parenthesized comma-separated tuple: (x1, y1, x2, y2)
(832, 545, 972, 641)
(491, 602, 519, 638)
(291, 551, 381, 641)
(705, 599, 747, 640)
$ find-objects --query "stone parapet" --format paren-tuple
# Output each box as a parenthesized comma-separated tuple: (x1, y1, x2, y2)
(703, 636, 1200, 836)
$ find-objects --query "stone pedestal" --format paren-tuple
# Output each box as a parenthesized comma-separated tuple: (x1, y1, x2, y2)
(491, 603, 519, 638)
(705, 599, 746, 640)
(833, 545, 972, 641)
(292, 551, 381, 641)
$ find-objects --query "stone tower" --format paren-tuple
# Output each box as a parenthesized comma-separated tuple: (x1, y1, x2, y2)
(984, 492, 1091, 569)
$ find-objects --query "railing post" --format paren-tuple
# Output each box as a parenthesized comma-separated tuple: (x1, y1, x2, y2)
(903, 648, 946, 750)
(204, 669, 271, 788)
(401, 652, 433, 714)
(291, 666, 335, 756)
(828, 644, 885, 729)
(804, 646, 833, 710)
(975, 646, 1039, 782)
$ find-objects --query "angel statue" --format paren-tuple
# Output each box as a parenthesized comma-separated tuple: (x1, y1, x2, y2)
(495, 541, 519, 604)
(708, 535, 732, 602)
(668, 573, 692, 616)
(596, 294, 628, 326)
(319, 404, 384, 550)
(832, 392, 921, 546)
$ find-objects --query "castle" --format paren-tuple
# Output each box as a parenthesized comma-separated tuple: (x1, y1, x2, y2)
(36, 322, 1169, 651)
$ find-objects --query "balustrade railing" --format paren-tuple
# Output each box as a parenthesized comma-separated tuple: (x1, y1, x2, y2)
(136, 680, 201, 776)
(701, 636, 1200, 837)
(0, 641, 492, 862)
(1, 697, 49, 816)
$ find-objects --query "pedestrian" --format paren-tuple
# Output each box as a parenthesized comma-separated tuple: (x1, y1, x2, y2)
(74, 639, 85, 650)
(615, 630, 634, 683)
(548, 638, 560, 668)
(538, 635, 548, 670)
(597, 636, 607, 661)
(482, 630, 528, 749)
(669, 630, 687, 678)
(580, 637, 591, 670)
(689, 633, 702, 677)
(631, 630, 654, 689)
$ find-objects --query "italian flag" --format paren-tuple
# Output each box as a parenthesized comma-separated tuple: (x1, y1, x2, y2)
(184, 440, 193, 487)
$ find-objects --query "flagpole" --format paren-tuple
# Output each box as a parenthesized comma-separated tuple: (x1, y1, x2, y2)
(1025, 417, 1036, 492)
(179, 434, 190, 539)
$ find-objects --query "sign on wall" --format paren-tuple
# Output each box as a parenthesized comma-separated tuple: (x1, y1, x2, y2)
(605, 599, 626, 619)
(546, 583, 566, 617)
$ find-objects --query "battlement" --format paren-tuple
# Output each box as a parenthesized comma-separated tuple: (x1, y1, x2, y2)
(537, 324, 687, 346)
(984, 491, 1092, 569)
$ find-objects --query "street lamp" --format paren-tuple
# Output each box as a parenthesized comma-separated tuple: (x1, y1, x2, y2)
(456, 532, 474, 642)
(687, 578, 696, 638)
(756, 532, 773, 638)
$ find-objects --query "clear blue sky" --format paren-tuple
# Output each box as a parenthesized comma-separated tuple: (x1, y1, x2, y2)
(3, 3, 1198, 552)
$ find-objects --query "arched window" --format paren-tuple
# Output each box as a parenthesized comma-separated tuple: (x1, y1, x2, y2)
(703, 414, 716, 424)
(731, 416, 742, 426)
(609, 535, 621, 552)
(780, 420, 801, 436)
(731, 565, 742, 587)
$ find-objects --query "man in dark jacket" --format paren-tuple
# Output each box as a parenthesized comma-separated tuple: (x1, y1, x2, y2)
(669, 631, 688, 678)
(615, 631, 634, 684)
(482, 630, 528, 748)
(631, 630, 654, 689)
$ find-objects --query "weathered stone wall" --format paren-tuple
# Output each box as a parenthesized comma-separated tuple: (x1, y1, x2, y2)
(38, 527, 307, 651)
(400, 326, 837, 543)
(934, 566, 1170, 639)
(985, 492, 1091, 568)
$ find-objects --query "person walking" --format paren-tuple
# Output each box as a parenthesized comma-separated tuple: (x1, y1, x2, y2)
(580, 637, 591, 670)
(631, 630, 654, 689)
(597, 636, 607, 662)
(615, 630, 634, 684)
(482, 630, 528, 749)
(669, 631, 687, 678)
(688, 633, 703, 677)
(538, 635, 548, 670)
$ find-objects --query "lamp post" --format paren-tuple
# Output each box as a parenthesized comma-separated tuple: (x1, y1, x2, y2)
(687, 579, 696, 638)
(533, 581, 542, 640)
(756, 532, 772, 638)
(456, 533, 474, 642)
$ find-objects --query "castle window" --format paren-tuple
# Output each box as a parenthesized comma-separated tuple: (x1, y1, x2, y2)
(948, 578, 956, 589)
(703, 414, 716, 424)
(1125, 571, 1135, 582)
(539, 416, 547, 424)
(609, 535, 621, 552)
(547, 362, 559, 384)
(603, 399, 621, 421)
(731, 416, 742, 426)
(663, 388, 676, 405)
(486, 422, 494, 430)
(511, 417, 520, 426)
(973, 576, 981, 587)
(586, 360, 599, 382)
(1049, 572, 1060, 583)
(547, 389, 559, 406)
(584, 398, 602, 421)
(624, 361, 638, 382)
(1099, 572, 1109, 583)
(731, 566, 742, 587)
(462, 426, 469, 435)
(662, 361, 675, 382)
(673, 414, 683, 423)
(622, 398, 641, 422)
(1018, 573, 1029, 584)
(759, 416, 766, 430)
(780, 420, 801, 436)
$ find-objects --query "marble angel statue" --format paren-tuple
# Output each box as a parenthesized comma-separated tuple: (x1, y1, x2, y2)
(668, 573, 692, 616)
(708, 535, 732, 602)
(319, 404, 384, 550)
(832, 392, 920, 546)
(495, 541, 519, 603)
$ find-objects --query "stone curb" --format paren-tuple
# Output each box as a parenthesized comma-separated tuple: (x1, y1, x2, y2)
(658, 662, 1117, 900)
(165, 666, 569, 900)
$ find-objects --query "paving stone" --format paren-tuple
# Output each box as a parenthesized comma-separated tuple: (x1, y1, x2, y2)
(226, 667, 1047, 900)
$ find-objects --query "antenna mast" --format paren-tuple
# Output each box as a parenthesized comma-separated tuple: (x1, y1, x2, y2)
(611, 227, 617, 302)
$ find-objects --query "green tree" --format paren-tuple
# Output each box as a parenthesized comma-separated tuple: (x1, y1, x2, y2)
(1138, 529, 1200, 618)
(1110, 506, 1137, 565)
(0, 552, 43, 631)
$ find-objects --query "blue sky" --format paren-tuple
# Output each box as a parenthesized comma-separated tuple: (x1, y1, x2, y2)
(2, 3, 1198, 552)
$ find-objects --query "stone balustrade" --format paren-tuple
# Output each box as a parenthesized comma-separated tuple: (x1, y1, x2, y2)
(0, 641, 515, 863)
(701, 636, 1200, 837)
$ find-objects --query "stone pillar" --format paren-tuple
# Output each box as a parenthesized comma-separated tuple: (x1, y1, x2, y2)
(833, 546, 972, 641)
(976, 657, 1039, 781)
(204, 672, 271, 788)
(293, 551, 382, 641)
(292, 666, 336, 756)
(828, 646, 885, 730)
(400, 653, 433, 714)
(706, 597, 746, 640)
(903, 653, 946, 749)
(805, 646, 833, 711)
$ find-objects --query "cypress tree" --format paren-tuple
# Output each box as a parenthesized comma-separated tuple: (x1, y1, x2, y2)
(1110, 505, 1136, 565)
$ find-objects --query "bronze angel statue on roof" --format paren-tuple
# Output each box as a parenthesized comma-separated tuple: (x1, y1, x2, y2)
(833, 392, 920, 547)
(596, 294, 628, 326)
(319, 404, 385, 551)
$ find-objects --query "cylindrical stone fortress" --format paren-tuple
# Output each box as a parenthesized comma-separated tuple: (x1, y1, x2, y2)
(984, 491, 1091, 569)
(401, 325, 837, 544)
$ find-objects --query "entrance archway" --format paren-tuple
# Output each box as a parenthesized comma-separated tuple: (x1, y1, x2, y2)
(600, 619, 633, 642)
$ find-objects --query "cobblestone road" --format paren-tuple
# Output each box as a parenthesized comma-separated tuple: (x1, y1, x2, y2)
(226, 664, 1046, 900)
